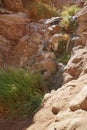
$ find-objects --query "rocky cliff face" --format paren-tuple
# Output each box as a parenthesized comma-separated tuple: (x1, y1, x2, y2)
(0, 0, 78, 11)
(0, 0, 87, 130)
(0, 0, 67, 82)
(27, 2, 87, 130)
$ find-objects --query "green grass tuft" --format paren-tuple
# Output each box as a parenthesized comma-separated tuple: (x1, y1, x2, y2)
(0, 68, 46, 118)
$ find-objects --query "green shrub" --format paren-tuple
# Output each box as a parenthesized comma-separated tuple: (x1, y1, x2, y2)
(60, 5, 80, 33)
(0, 68, 46, 118)
(61, 5, 80, 17)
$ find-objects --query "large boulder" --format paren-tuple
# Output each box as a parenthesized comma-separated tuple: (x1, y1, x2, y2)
(70, 85, 87, 111)
(65, 46, 87, 79)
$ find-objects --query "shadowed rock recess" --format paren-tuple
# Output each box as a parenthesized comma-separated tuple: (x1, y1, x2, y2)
(0, 0, 87, 130)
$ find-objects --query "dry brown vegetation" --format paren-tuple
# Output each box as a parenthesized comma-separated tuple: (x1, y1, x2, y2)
(23, 0, 58, 20)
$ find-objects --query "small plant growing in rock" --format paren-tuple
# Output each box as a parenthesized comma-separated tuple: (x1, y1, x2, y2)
(57, 51, 70, 65)
(56, 39, 71, 65)
(60, 5, 80, 33)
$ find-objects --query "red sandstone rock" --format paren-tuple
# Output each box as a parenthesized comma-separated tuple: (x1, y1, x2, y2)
(0, 13, 29, 40)
(1, 0, 24, 12)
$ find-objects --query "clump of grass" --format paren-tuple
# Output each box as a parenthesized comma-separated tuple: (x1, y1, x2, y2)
(57, 51, 70, 65)
(23, 1, 58, 20)
(56, 39, 71, 65)
(0, 68, 46, 118)
(60, 5, 80, 33)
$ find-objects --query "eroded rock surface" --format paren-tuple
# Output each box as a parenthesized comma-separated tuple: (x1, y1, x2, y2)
(1, 0, 24, 12)
(27, 3, 87, 130)
(0, 1, 87, 130)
